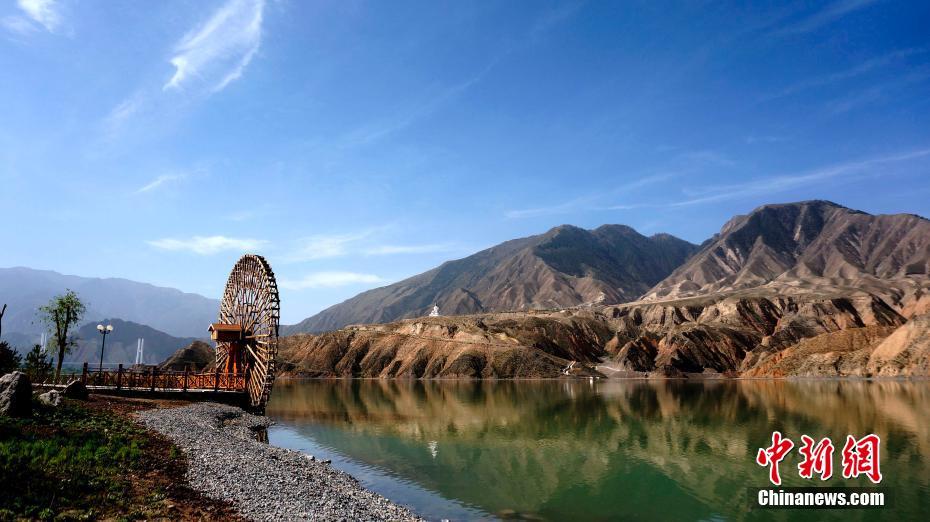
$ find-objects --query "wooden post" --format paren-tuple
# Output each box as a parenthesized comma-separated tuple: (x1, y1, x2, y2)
(183, 369, 189, 392)
(82, 362, 88, 385)
(116, 364, 123, 389)
(150, 367, 156, 392)
(214, 368, 220, 392)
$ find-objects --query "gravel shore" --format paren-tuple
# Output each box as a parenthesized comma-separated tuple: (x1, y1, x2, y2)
(136, 403, 421, 521)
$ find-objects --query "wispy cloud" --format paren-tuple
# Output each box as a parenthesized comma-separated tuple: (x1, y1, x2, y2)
(104, 93, 144, 132)
(340, 64, 496, 149)
(283, 232, 373, 262)
(776, 0, 880, 35)
(135, 174, 184, 194)
(825, 68, 930, 114)
(762, 49, 925, 102)
(147, 235, 267, 255)
(164, 0, 265, 93)
(670, 147, 930, 207)
(2, 15, 37, 36)
(505, 172, 678, 219)
(279, 272, 385, 290)
(332, 5, 580, 152)
(505, 197, 592, 219)
(745, 135, 788, 145)
(16, 0, 62, 33)
(363, 243, 457, 256)
(280, 228, 450, 261)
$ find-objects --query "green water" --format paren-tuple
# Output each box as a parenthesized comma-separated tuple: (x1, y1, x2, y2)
(265, 380, 930, 521)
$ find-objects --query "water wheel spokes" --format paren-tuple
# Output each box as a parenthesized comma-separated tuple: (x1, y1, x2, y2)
(212, 254, 280, 410)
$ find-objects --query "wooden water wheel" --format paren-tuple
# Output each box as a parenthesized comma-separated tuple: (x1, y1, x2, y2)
(210, 254, 280, 411)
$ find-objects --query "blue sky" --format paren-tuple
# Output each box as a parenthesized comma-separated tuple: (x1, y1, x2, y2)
(1, 0, 929, 323)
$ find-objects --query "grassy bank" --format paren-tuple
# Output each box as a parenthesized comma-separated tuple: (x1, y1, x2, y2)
(0, 395, 241, 521)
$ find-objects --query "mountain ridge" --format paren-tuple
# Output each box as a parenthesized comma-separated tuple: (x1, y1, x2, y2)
(0, 266, 219, 339)
(285, 224, 699, 334)
(68, 318, 203, 366)
(642, 200, 930, 301)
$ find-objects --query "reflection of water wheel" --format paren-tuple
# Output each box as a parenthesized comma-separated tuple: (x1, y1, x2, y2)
(211, 254, 280, 411)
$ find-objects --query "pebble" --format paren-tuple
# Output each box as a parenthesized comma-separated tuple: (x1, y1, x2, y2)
(136, 403, 422, 521)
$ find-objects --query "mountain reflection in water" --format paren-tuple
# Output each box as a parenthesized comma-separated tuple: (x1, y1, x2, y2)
(266, 380, 930, 521)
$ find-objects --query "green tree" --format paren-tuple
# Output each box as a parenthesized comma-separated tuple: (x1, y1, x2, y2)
(0, 340, 21, 374)
(39, 290, 86, 381)
(23, 344, 53, 381)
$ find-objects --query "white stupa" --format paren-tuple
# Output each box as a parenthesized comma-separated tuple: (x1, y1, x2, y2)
(429, 305, 440, 317)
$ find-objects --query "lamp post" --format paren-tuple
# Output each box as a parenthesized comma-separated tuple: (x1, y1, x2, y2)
(97, 323, 113, 373)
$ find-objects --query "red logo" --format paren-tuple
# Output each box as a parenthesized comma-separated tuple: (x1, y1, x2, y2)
(756, 431, 795, 485)
(797, 435, 834, 480)
(756, 432, 882, 485)
(841, 434, 883, 484)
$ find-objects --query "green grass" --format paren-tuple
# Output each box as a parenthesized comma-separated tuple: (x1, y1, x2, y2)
(0, 400, 149, 521)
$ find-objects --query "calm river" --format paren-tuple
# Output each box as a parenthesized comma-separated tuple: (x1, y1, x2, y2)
(265, 379, 930, 521)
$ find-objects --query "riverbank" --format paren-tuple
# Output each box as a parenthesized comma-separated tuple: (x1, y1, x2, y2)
(0, 394, 242, 520)
(136, 402, 421, 521)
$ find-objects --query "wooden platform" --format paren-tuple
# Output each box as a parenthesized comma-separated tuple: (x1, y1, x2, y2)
(36, 363, 250, 407)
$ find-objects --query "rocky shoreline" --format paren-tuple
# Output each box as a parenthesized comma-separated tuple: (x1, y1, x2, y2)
(135, 403, 421, 521)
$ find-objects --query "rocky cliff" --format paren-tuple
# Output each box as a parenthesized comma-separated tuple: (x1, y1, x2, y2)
(278, 283, 930, 379)
(278, 311, 612, 378)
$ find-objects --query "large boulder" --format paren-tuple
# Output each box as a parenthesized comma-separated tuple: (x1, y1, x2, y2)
(63, 380, 88, 400)
(0, 371, 32, 417)
(38, 389, 62, 407)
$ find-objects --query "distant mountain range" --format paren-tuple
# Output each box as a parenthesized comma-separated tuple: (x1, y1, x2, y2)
(285, 225, 698, 334)
(66, 318, 202, 366)
(0, 267, 219, 340)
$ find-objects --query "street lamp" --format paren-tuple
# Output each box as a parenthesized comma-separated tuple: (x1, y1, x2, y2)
(97, 323, 113, 372)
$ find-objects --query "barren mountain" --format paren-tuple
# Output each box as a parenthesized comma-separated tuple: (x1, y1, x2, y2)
(278, 285, 930, 379)
(278, 200, 930, 379)
(286, 225, 697, 334)
(278, 311, 612, 378)
(642, 200, 930, 301)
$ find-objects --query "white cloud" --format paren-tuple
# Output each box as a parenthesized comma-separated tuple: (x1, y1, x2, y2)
(279, 272, 385, 290)
(135, 174, 184, 194)
(165, 0, 265, 93)
(147, 235, 267, 255)
(16, 0, 61, 33)
(364, 243, 457, 256)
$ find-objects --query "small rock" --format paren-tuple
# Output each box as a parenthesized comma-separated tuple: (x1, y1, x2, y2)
(63, 380, 89, 400)
(0, 371, 32, 417)
(38, 389, 62, 407)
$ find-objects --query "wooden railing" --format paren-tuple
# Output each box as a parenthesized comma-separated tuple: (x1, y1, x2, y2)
(41, 363, 246, 393)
